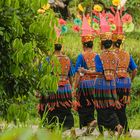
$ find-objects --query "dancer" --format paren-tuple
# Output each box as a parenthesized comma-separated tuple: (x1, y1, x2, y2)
(37, 29, 75, 130)
(112, 10, 137, 135)
(93, 13, 123, 136)
(73, 15, 97, 135)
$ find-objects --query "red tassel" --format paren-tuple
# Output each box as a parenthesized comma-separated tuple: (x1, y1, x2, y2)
(110, 6, 116, 15)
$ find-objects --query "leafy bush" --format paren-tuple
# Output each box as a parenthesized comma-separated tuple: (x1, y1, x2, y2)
(131, 76, 140, 96)
(127, 76, 140, 117)
(7, 104, 28, 123)
(0, 0, 60, 118)
(125, 38, 140, 75)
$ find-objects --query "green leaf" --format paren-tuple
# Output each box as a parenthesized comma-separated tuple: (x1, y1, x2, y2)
(0, 31, 3, 36)
(5, 0, 11, 7)
(123, 22, 134, 32)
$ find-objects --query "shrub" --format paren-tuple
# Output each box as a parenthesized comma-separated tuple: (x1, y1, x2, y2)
(0, 0, 60, 118)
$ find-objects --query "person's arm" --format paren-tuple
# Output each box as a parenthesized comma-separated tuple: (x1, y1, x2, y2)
(78, 68, 102, 75)
(129, 56, 138, 82)
(78, 54, 103, 75)
(131, 68, 137, 82)
(72, 54, 85, 97)
(68, 60, 75, 86)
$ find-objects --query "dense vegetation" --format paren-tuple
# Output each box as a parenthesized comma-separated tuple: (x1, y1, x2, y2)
(0, 0, 60, 118)
(0, 0, 140, 139)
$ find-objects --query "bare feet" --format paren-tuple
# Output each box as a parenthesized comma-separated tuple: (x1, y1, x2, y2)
(116, 124, 123, 137)
(70, 128, 77, 139)
(82, 120, 97, 136)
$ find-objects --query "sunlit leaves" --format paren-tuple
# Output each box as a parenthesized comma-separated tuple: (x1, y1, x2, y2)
(0, 0, 60, 117)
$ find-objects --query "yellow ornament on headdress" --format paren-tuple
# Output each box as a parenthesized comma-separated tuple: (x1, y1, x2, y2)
(78, 4, 84, 12)
(81, 15, 94, 43)
(112, 0, 120, 6)
(93, 4, 102, 12)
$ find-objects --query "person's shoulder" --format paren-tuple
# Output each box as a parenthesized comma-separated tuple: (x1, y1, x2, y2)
(120, 49, 129, 55)
(78, 53, 83, 56)
(76, 53, 83, 59)
(62, 54, 71, 61)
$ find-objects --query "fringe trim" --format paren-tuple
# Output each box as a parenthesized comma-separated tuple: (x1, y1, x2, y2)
(94, 99, 116, 109)
(37, 104, 45, 112)
(76, 88, 95, 107)
(116, 88, 131, 96)
(94, 89, 117, 108)
(46, 93, 72, 111)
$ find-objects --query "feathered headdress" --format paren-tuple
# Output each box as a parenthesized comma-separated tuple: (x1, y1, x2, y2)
(110, 0, 134, 41)
(54, 26, 62, 44)
(81, 15, 94, 42)
(99, 12, 112, 40)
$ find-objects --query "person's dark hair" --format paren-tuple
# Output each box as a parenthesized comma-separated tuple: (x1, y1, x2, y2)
(101, 40, 112, 49)
(55, 43, 62, 51)
(83, 41, 93, 48)
(114, 39, 122, 48)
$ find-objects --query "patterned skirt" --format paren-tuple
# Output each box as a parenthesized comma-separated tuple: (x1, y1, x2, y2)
(47, 84, 72, 110)
(116, 77, 131, 97)
(94, 78, 117, 108)
(38, 84, 74, 129)
(77, 79, 95, 128)
(77, 79, 95, 106)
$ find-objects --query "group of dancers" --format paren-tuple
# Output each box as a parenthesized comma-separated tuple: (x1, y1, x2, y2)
(36, 3, 138, 137)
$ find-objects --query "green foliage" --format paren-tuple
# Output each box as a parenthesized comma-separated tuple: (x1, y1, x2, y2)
(124, 38, 140, 74)
(127, 76, 140, 118)
(6, 92, 38, 123)
(0, 128, 62, 140)
(131, 76, 140, 96)
(0, 0, 60, 118)
(7, 104, 28, 123)
(126, 0, 140, 25)
(127, 96, 140, 119)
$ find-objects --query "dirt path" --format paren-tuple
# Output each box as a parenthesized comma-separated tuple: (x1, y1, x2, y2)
(1, 124, 140, 139)
(63, 128, 140, 139)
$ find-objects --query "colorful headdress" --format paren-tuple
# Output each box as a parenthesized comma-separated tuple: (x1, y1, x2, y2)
(112, 10, 125, 41)
(99, 13, 112, 40)
(54, 26, 62, 44)
(110, 0, 134, 41)
(81, 15, 94, 43)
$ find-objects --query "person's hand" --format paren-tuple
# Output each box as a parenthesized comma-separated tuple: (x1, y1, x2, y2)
(78, 67, 87, 74)
(123, 96, 130, 105)
(72, 89, 80, 111)
(122, 95, 127, 104)
(121, 95, 130, 104)
(72, 100, 80, 111)
(72, 89, 77, 98)
(115, 100, 122, 109)
(127, 96, 131, 104)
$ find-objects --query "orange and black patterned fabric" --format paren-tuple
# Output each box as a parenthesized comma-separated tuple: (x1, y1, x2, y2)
(115, 49, 130, 78)
(38, 54, 74, 113)
(80, 51, 97, 81)
(83, 51, 96, 71)
(76, 52, 97, 128)
(100, 50, 118, 81)
(57, 55, 71, 85)
(81, 35, 94, 43)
